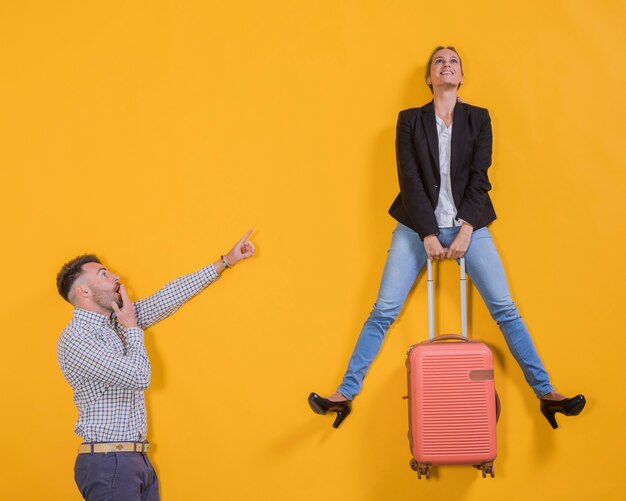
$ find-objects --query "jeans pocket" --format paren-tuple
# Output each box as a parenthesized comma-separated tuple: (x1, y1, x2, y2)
(110, 453, 120, 490)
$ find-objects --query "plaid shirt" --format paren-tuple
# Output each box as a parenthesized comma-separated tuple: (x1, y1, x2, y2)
(57, 264, 220, 443)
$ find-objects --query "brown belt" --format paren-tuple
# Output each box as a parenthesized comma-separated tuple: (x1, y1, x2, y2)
(78, 442, 150, 454)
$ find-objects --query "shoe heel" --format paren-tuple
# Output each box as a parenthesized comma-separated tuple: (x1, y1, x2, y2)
(542, 409, 559, 429)
(332, 409, 350, 428)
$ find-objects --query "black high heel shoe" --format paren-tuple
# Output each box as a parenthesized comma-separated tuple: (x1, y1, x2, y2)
(540, 394, 586, 429)
(308, 392, 352, 428)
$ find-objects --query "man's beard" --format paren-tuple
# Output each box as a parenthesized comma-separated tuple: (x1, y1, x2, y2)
(93, 288, 122, 310)
(113, 293, 123, 308)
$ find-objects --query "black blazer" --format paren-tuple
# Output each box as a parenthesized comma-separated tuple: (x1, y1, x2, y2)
(388, 100, 497, 240)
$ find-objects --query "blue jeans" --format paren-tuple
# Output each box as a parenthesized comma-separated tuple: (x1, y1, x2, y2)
(337, 222, 554, 400)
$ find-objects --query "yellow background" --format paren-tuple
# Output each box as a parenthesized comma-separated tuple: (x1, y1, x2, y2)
(1, 1, 625, 499)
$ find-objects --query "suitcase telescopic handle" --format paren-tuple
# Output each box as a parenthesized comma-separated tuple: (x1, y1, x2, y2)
(427, 256, 467, 340)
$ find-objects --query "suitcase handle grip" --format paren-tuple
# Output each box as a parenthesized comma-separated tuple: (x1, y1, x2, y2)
(428, 334, 471, 343)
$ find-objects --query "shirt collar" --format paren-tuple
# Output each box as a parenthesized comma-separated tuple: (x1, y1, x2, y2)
(73, 307, 113, 327)
(435, 114, 453, 133)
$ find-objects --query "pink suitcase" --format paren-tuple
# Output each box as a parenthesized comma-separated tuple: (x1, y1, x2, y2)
(406, 258, 498, 479)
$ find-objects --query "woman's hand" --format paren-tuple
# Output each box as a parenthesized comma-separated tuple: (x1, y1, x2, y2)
(424, 235, 447, 260)
(446, 224, 473, 259)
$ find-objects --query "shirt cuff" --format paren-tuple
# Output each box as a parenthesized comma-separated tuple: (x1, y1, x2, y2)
(201, 263, 221, 282)
(125, 327, 144, 344)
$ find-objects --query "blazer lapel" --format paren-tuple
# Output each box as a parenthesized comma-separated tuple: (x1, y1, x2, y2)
(420, 101, 440, 176)
(450, 102, 468, 182)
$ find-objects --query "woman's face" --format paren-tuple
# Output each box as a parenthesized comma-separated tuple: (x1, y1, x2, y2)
(427, 48, 463, 91)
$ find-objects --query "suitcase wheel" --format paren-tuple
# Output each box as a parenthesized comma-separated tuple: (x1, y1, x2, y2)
(410, 459, 431, 479)
(419, 465, 430, 480)
(473, 463, 495, 478)
(481, 463, 495, 478)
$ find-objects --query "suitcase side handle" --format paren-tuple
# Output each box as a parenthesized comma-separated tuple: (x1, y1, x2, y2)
(427, 257, 468, 340)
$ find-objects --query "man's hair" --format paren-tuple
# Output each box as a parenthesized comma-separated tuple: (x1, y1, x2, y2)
(56, 254, 101, 303)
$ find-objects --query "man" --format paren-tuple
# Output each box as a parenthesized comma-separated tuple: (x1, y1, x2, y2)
(56, 230, 255, 501)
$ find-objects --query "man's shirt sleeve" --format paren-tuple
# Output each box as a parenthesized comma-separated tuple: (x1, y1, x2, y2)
(133, 264, 220, 330)
(60, 326, 151, 390)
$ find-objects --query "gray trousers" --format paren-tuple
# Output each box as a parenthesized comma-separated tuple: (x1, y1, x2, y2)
(74, 452, 159, 501)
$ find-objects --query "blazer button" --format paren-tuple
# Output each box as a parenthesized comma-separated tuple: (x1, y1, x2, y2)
(434, 184, 438, 188)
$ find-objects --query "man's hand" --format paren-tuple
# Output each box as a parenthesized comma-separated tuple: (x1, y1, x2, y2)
(446, 224, 473, 259)
(424, 235, 447, 260)
(224, 229, 256, 266)
(111, 284, 138, 329)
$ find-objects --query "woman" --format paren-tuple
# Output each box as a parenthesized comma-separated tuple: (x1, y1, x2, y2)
(308, 46, 585, 430)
